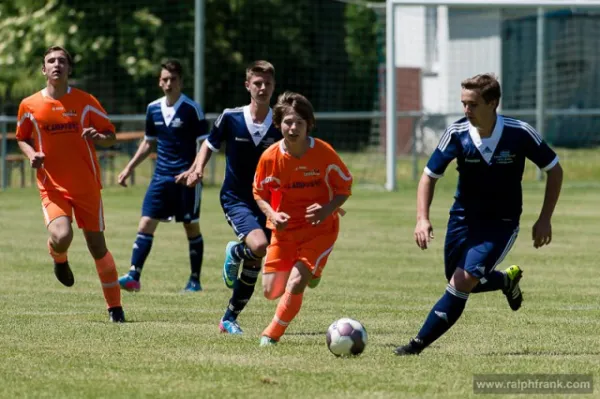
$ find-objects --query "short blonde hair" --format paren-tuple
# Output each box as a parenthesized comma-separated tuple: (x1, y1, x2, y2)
(245, 60, 275, 81)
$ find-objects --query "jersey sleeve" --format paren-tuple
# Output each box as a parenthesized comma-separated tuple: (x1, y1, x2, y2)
(144, 104, 157, 141)
(15, 101, 33, 141)
(324, 147, 353, 197)
(206, 111, 229, 152)
(425, 128, 461, 178)
(86, 94, 115, 133)
(521, 122, 559, 171)
(253, 153, 278, 203)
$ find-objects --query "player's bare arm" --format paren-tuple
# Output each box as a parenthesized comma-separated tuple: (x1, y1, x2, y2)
(415, 173, 437, 250)
(256, 198, 289, 231)
(532, 162, 563, 249)
(118, 139, 155, 187)
(17, 139, 45, 168)
(305, 194, 349, 225)
(82, 127, 116, 147)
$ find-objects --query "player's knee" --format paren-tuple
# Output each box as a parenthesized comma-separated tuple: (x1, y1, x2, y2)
(138, 217, 158, 234)
(248, 241, 268, 258)
(183, 222, 200, 237)
(49, 226, 73, 252)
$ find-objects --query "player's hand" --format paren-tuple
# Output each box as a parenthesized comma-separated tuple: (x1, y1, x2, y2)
(532, 218, 552, 248)
(305, 203, 330, 225)
(270, 212, 290, 231)
(117, 168, 132, 187)
(414, 219, 434, 250)
(174, 171, 190, 185)
(81, 127, 104, 140)
(30, 152, 45, 169)
(185, 170, 204, 187)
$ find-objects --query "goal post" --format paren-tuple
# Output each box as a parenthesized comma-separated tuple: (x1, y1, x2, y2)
(385, 0, 600, 191)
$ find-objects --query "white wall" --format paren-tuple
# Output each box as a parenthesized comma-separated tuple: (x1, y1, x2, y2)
(446, 9, 502, 114)
(394, 6, 427, 68)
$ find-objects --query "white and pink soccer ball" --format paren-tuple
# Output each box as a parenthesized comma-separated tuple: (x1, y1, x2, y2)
(326, 318, 367, 356)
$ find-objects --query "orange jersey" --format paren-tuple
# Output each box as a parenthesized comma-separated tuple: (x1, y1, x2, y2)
(16, 87, 115, 194)
(253, 137, 353, 231)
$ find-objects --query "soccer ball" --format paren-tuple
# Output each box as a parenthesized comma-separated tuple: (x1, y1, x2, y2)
(326, 318, 367, 356)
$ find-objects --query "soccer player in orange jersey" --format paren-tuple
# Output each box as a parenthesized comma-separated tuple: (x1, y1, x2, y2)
(15, 46, 125, 322)
(253, 92, 353, 346)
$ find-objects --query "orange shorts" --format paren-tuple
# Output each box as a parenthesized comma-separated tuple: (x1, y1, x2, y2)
(263, 223, 339, 278)
(40, 189, 105, 232)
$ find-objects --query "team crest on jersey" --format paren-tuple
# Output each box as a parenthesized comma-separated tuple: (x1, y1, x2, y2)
(304, 168, 320, 177)
(494, 150, 515, 164)
(172, 118, 183, 128)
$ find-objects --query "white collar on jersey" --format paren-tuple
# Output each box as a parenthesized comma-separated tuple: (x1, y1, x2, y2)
(160, 94, 186, 127)
(279, 136, 315, 154)
(243, 105, 273, 146)
(41, 86, 72, 97)
(469, 114, 504, 164)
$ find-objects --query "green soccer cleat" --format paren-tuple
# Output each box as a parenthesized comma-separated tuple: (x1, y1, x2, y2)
(308, 276, 321, 289)
(502, 265, 523, 311)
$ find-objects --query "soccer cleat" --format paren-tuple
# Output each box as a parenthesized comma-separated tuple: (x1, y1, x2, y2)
(108, 306, 126, 323)
(222, 241, 241, 289)
(308, 276, 321, 289)
(54, 261, 75, 287)
(118, 274, 141, 292)
(394, 338, 425, 356)
(502, 265, 523, 311)
(259, 336, 278, 347)
(219, 319, 243, 335)
(183, 278, 202, 292)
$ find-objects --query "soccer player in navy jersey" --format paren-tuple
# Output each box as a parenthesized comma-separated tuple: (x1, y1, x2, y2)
(177, 60, 282, 334)
(395, 73, 563, 356)
(116, 60, 208, 293)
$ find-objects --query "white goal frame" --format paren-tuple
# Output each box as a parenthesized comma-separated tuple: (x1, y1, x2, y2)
(385, 0, 600, 191)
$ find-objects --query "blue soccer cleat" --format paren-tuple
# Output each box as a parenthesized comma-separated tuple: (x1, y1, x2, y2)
(118, 274, 141, 292)
(219, 319, 243, 335)
(222, 241, 241, 289)
(183, 278, 202, 293)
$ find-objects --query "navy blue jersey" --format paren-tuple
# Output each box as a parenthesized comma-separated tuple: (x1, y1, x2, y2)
(206, 105, 282, 204)
(426, 115, 559, 222)
(145, 94, 208, 176)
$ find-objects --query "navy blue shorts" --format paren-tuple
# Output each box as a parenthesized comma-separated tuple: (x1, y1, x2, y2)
(444, 215, 519, 281)
(221, 199, 270, 241)
(142, 174, 202, 223)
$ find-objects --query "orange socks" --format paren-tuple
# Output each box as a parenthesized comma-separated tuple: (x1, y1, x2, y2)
(94, 251, 121, 309)
(47, 239, 68, 263)
(262, 291, 304, 341)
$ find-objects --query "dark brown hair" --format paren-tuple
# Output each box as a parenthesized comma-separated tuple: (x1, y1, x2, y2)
(43, 46, 73, 67)
(161, 59, 183, 78)
(461, 73, 501, 105)
(273, 91, 316, 132)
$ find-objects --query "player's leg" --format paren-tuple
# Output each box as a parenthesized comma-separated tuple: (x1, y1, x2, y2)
(119, 217, 159, 292)
(182, 222, 203, 291)
(395, 223, 520, 355)
(220, 228, 269, 334)
(42, 191, 75, 287)
(221, 203, 267, 288)
(261, 229, 336, 345)
(178, 181, 204, 292)
(120, 176, 168, 291)
(74, 192, 124, 322)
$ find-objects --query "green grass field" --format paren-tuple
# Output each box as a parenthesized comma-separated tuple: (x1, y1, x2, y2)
(1, 155, 599, 398)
